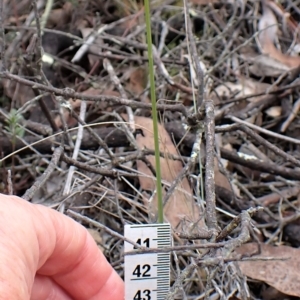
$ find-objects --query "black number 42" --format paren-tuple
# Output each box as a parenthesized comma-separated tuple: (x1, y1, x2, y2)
(132, 264, 151, 277)
(134, 289, 151, 300)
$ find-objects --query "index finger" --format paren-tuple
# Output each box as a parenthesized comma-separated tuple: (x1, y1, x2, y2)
(32, 203, 124, 299)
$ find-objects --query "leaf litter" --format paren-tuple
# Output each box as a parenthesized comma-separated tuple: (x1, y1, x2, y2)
(2, 0, 300, 299)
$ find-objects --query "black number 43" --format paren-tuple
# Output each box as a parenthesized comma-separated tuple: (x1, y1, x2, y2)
(134, 289, 151, 300)
(132, 264, 151, 277)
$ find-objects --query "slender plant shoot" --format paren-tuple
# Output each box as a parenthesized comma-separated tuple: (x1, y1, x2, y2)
(144, 0, 164, 223)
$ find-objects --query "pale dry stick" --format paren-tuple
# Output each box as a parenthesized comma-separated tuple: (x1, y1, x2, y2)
(125, 242, 229, 255)
(101, 33, 148, 51)
(72, 13, 142, 63)
(17, 93, 49, 114)
(4, 25, 82, 42)
(61, 153, 136, 178)
(0, 72, 189, 117)
(67, 210, 144, 249)
(165, 263, 197, 300)
(157, 21, 168, 56)
(216, 207, 262, 243)
(152, 45, 175, 85)
(23, 146, 63, 201)
(124, 24, 145, 43)
(7, 170, 13, 195)
(103, 57, 135, 131)
(63, 100, 87, 196)
(224, 78, 300, 104)
(162, 162, 192, 207)
(71, 25, 108, 63)
(221, 147, 300, 180)
(184, 0, 209, 227)
(69, 209, 230, 255)
(212, 279, 224, 298)
(68, 108, 116, 163)
(109, 112, 137, 147)
(172, 250, 186, 300)
(176, 228, 212, 240)
(58, 104, 74, 148)
(281, 97, 300, 132)
(229, 115, 300, 145)
(183, 0, 204, 109)
(216, 123, 300, 168)
(269, 184, 300, 212)
(205, 100, 218, 236)
(0, 120, 134, 163)
(266, 68, 291, 92)
(184, 54, 198, 88)
(39, 0, 54, 31)
(208, 29, 263, 75)
(220, 209, 255, 257)
(91, 49, 184, 65)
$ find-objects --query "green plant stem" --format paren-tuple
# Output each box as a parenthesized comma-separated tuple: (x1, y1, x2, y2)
(144, 0, 164, 223)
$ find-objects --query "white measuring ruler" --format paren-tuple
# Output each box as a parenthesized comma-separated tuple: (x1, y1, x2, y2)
(124, 223, 171, 300)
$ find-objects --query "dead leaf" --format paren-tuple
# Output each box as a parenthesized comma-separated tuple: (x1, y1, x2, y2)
(267, 0, 299, 36)
(258, 6, 300, 68)
(47, 2, 73, 28)
(126, 67, 150, 105)
(127, 68, 147, 95)
(213, 79, 270, 103)
(256, 186, 300, 206)
(214, 135, 232, 193)
(236, 243, 300, 297)
(126, 115, 204, 230)
(240, 48, 291, 77)
(3, 78, 35, 107)
(265, 106, 282, 118)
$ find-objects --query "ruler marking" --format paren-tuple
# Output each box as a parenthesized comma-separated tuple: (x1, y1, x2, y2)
(131, 277, 159, 281)
(125, 224, 171, 300)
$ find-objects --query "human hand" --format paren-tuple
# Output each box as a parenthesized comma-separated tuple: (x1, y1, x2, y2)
(0, 193, 124, 300)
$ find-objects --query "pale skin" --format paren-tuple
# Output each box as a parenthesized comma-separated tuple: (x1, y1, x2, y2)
(0, 193, 124, 300)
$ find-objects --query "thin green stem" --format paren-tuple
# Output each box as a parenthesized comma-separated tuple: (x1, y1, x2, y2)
(144, 0, 164, 223)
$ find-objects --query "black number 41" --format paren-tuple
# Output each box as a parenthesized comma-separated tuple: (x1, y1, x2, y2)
(134, 289, 151, 300)
(134, 238, 150, 249)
